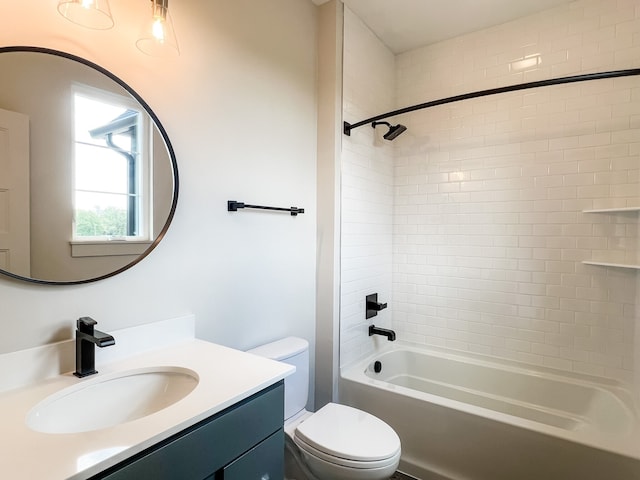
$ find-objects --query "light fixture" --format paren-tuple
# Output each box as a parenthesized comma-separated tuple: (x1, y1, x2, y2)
(136, 0, 180, 57)
(57, 0, 114, 30)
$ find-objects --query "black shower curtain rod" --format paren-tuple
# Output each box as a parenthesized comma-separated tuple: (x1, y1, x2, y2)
(343, 68, 640, 136)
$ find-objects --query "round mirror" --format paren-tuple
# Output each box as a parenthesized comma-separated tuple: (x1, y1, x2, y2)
(0, 47, 178, 285)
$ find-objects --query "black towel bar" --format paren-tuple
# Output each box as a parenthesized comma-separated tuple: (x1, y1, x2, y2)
(227, 200, 304, 216)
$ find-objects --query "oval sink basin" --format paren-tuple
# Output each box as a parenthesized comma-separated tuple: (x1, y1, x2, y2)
(26, 367, 199, 434)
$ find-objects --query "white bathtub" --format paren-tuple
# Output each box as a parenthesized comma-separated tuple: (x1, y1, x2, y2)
(339, 342, 640, 480)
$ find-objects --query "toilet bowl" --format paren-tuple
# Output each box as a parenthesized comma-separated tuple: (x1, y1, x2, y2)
(248, 337, 401, 480)
(289, 403, 401, 480)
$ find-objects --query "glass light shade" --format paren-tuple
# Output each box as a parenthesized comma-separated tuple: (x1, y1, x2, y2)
(57, 0, 114, 30)
(136, 0, 180, 58)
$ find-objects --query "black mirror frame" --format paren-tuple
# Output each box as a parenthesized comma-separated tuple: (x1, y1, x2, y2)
(0, 46, 179, 285)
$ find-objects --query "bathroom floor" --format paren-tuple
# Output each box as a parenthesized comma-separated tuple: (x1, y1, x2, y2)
(391, 472, 419, 480)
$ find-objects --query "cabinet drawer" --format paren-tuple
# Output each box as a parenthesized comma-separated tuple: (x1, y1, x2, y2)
(223, 429, 284, 480)
(96, 381, 283, 480)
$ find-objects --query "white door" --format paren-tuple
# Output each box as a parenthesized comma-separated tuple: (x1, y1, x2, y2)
(0, 107, 30, 277)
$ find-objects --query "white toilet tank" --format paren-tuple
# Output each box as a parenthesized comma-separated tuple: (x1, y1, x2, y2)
(247, 337, 309, 421)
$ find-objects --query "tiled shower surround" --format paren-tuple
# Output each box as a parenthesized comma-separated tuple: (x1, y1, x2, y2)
(341, 0, 640, 393)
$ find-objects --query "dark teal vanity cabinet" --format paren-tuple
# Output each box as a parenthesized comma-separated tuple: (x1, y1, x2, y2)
(91, 381, 284, 480)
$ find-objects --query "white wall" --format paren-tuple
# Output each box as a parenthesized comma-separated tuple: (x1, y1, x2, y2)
(315, 0, 343, 407)
(0, 0, 319, 397)
(342, 0, 640, 392)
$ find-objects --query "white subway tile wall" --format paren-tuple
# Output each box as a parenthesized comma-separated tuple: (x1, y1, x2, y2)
(341, 7, 396, 367)
(341, 0, 640, 393)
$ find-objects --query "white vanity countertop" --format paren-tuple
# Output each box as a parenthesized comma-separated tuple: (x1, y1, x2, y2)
(0, 339, 294, 479)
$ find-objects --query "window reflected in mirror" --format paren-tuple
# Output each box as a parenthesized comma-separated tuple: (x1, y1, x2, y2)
(72, 86, 150, 241)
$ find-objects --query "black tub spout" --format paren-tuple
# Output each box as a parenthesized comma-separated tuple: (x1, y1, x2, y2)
(369, 325, 396, 341)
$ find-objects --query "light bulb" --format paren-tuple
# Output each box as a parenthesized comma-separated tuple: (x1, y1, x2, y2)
(136, 0, 179, 57)
(152, 18, 166, 42)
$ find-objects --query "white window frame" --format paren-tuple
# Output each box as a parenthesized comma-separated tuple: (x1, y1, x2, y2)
(70, 84, 152, 256)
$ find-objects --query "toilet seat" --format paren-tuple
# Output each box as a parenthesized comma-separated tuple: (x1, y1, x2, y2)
(293, 403, 401, 469)
(294, 435, 401, 469)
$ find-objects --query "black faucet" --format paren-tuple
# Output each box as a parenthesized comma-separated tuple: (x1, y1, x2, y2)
(74, 317, 115, 378)
(369, 325, 396, 341)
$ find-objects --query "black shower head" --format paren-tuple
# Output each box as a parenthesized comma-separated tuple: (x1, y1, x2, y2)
(371, 121, 407, 140)
(384, 123, 407, 140)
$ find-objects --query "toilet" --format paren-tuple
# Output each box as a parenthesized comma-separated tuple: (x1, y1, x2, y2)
(248, 337, 401, 480)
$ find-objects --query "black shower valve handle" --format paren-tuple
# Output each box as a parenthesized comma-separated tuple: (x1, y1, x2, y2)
(373, 301, 387, 311)
(366, 293, 387, 319)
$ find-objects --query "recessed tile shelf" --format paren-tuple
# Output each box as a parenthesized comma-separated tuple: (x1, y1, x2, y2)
(582, 207, 640, 213)
(581, 208, 640, 269)
(582, 261, 640, 269)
